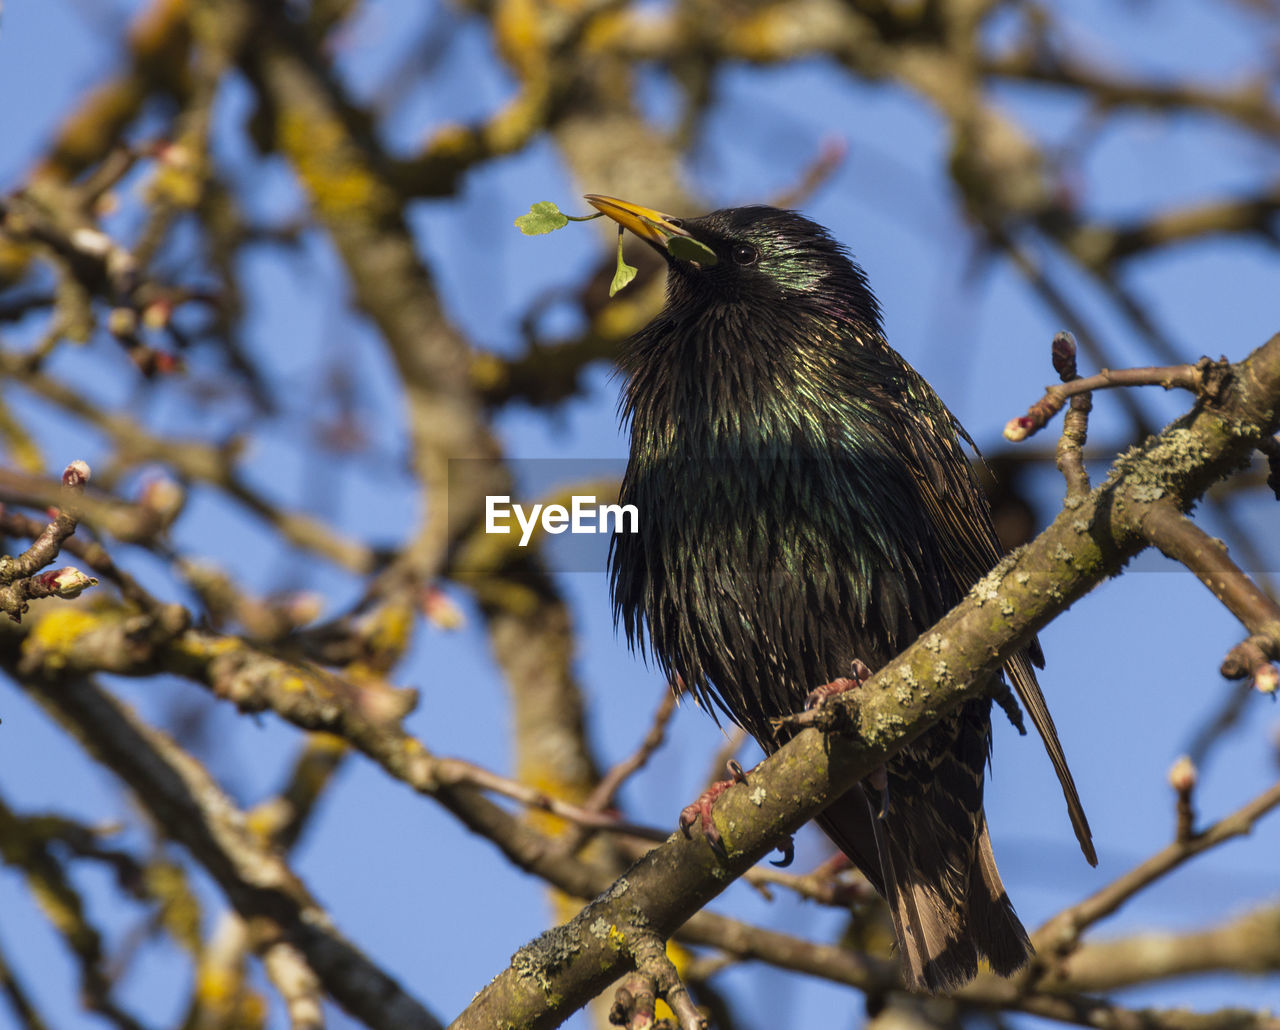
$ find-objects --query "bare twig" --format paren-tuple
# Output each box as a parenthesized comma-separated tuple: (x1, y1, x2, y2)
(1168, 756, 1198, 844)
(0, 939, 52, 1030)
(1139, 503, 1280, 691)
(981, 53, 1280, 138)
(746, 857, 877, 907)
(992, 232, 1153, 438)
(1051, 332, 1093, 501)
(0, 461, 99, 620)
(1186, 678, 1257, 768)
(1035, 780, 1280, 953)
(0, 461, 89, 581)
(1004, 360, 1222, 443)
(772, 137, 848, 209)
(0, 508, 158, 611)
(553, 688, 679, 857)
(431, 757, 668, 843)
(585, 688, 677, 814)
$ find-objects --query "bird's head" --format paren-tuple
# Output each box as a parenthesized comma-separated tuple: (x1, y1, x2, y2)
(585, 195, 882, 334)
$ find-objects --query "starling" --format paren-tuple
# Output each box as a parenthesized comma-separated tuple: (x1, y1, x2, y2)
(590, 195, 1096, 992)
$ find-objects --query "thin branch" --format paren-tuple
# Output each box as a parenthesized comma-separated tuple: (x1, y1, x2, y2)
(583, 688, 677, 814)
(0, 461, 89, 582)
(0, 354, 377, 571)
(991, 232, 1153, 438)
(16, 675, 445, 1030)
(0, 939, 52, 1030)
(1059, 184, 1280, 267)
(1004, 360, 1222, 442)
(745, 857, 878, 907)
(1186, 678, 1257, 768)
(1168, 756, 1199, 844)
(0, 461, 99, 619)
(431, 756, 668, 842)
(1042, 904, 1280, 992)
(0, 509, 156, 611)
(1051, 332, 1093, 501)
(771, 137, 848, 209)
(1139, 503, 1280, 690)
(552, 688, 679, 857)
(980, 54, 1280, 137)
(1034, 780, 1280, 952)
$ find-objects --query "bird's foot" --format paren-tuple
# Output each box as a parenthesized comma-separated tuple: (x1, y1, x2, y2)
(804, 677, 859, 710)
(772, 660, 874, 734)
(804, 658, 873, 709)
(679, 759, 750, 860)
(802, 662, 890, 816)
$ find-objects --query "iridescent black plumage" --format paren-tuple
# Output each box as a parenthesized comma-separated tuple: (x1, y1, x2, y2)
(602, 201, 1095, 992)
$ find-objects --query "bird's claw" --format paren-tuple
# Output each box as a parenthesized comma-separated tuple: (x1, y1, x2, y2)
(805, 677, 857, 711)
(770, 834, 796, 868)
(804, 659, 873, 710)
(679, 760, 750, 860)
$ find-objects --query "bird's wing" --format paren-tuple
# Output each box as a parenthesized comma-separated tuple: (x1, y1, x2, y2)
(889, 370, 1097, 866)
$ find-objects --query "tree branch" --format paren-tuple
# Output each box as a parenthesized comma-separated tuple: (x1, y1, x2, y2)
(15, 675, 445, 1030)
(452, 332, 1280, 1027)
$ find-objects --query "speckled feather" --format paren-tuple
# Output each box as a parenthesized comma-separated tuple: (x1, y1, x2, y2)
(609, 206, 1094, 992)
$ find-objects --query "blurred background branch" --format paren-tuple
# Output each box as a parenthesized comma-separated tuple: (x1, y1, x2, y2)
(0, 0, 1277, 1028)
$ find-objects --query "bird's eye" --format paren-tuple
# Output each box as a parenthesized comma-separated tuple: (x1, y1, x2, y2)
(731, 243, 759, 265)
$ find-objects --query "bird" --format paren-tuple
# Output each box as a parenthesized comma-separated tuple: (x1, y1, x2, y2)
(588, 194, 1096, 993)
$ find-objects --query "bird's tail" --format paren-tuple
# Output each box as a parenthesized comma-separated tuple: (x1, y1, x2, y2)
(818, 788, 1031, 993)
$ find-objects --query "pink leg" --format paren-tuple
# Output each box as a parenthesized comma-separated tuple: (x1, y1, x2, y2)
(804, 658, 873, 709)
(679, 759, 750, 858)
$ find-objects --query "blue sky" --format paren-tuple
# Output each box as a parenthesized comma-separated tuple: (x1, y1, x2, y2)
(0, 2, 1277, 1028)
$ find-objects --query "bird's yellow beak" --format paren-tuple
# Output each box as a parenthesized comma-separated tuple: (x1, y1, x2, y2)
(584, 194, 691, 251)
